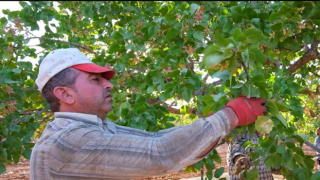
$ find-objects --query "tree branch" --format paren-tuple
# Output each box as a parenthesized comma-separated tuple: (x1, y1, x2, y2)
(160, 102, 197, 114)
(0, 109, 49, 123)
(288, 39, 320, 74)
(298, 89, 319, 99)
(20, 109, 48, 115)
(307, 68, 320, 78)
(24, 37, 97, 55)
(240, 59, 251, 81)
(303, 139, 320, 154)
(24, 86, 37, 92)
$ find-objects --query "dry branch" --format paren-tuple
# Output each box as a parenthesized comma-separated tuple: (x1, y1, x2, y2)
(288, 39, 319, 74)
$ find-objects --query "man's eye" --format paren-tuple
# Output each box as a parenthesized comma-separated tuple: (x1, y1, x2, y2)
(93, 78, 99, 81)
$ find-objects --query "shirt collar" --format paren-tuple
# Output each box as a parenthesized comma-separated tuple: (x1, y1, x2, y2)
(54, 112, 104, 127)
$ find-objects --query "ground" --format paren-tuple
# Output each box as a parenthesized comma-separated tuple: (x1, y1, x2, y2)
(0, 143, 317, 180)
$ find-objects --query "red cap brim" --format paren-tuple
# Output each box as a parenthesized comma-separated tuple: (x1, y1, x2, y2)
(72, 63, 114, 80)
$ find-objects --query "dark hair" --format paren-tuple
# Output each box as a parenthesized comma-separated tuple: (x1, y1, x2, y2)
(42, 67, 80, 112)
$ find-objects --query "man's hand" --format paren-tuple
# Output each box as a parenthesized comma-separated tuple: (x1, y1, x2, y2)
(234, 156, 252, 174)
(226, 96, 266, 126)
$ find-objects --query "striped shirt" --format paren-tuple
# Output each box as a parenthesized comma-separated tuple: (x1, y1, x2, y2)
(314, 136, 320, 159)
(30, 108, 237, 180)
(227, 131, 273, 180)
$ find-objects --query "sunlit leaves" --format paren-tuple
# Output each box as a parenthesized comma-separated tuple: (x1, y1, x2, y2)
(255, 116, 274, 133)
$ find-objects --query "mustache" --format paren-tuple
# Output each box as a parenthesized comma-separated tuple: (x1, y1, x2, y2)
(103, 89, 111, 97)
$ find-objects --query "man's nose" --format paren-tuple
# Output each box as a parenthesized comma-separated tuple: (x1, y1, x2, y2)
(103, 79, 113, 89)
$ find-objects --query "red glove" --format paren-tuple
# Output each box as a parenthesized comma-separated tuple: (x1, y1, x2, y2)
(226, 96, 266, 126)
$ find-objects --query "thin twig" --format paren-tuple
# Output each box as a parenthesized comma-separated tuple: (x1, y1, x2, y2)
(24, 37, 97, 55)
(240, 59, 250, 81)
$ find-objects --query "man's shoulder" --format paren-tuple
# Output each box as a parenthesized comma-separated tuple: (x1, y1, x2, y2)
(48, 117, 95, 131)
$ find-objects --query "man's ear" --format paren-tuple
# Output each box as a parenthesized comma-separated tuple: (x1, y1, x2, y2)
(53, 86, 75, 104)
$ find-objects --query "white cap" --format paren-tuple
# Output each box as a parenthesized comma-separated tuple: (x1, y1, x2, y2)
(35, 48, 113, 92)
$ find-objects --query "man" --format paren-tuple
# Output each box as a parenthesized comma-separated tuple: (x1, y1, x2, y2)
(314, 127, 320, 171)
(227, 131, 274, 180)
(30, 48, 267, 180)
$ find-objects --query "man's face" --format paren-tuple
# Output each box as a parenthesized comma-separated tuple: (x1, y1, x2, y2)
(72, 71, 113, 119)
(317, 129, 320, 136)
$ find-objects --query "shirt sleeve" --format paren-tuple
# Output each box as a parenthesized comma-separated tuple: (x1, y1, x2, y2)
(315, 136, 320, 155)
(47, 107, 238, 179)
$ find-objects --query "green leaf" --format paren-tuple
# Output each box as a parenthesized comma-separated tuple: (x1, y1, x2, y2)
(193, 31, 203, 42)
(189, 3, 199, 15)
(268, 11, 282, 22)
(242, 83, 260, 98)
(211, 150, 221, 163)
(258, 12, 269, 20)
(276, 144, 286, 154)
(109, 44, 120, 53)
(243, 27, 265, 43)
(230, 5, 242, 23)
(204, 95, 214, 105)
(275, 113, 288, 127)
(255, 116, 274, 133)
(0, 17, 8, 28)
(19, 1, 29, 8)
(222, 19, 233, 33)
(232, 28, 246, 42)
(228, 56, 238, 73)
(248, 46, 266, 64)
(275, 102, 289, 112)
(203, 105, 214, 116)
(180, 2, 189, 11)
(214, 34, 230, 47)
(203, 45, 224, 67)
(31, 22, 39, 31)
(241, 49, 249, 62)
(212, 70, 229, 81)
(248, 122, 255, 137)
(11, 125, 21, 132)
(286, 142, 296, 149)
(148, 25, 158, 40)
(205, 159, 215, 170)
(12, 68, 21, 73)
(311, 170, 320, 180)
(22, 149, 32, 160)
(166, 28, 179, 40)
(125, 44, 134, 50)
(164, 13, 176, 22)
(4, 79, 19, 84)
(182, 89, 192, 102)
(213, 93, 225, 102)
(245, 167, 259, 179)
(168, 45, 182, 56)
(0, 164, 5, 175)
(147, 86, 154, 94)
(258, 87, 269, 100)
(214, 167, 224, 178)
(167, 69, 180, 78)
(266, 101, 279, 115)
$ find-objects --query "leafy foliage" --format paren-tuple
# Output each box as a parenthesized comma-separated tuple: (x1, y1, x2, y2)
(1, 1, 320, 179)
